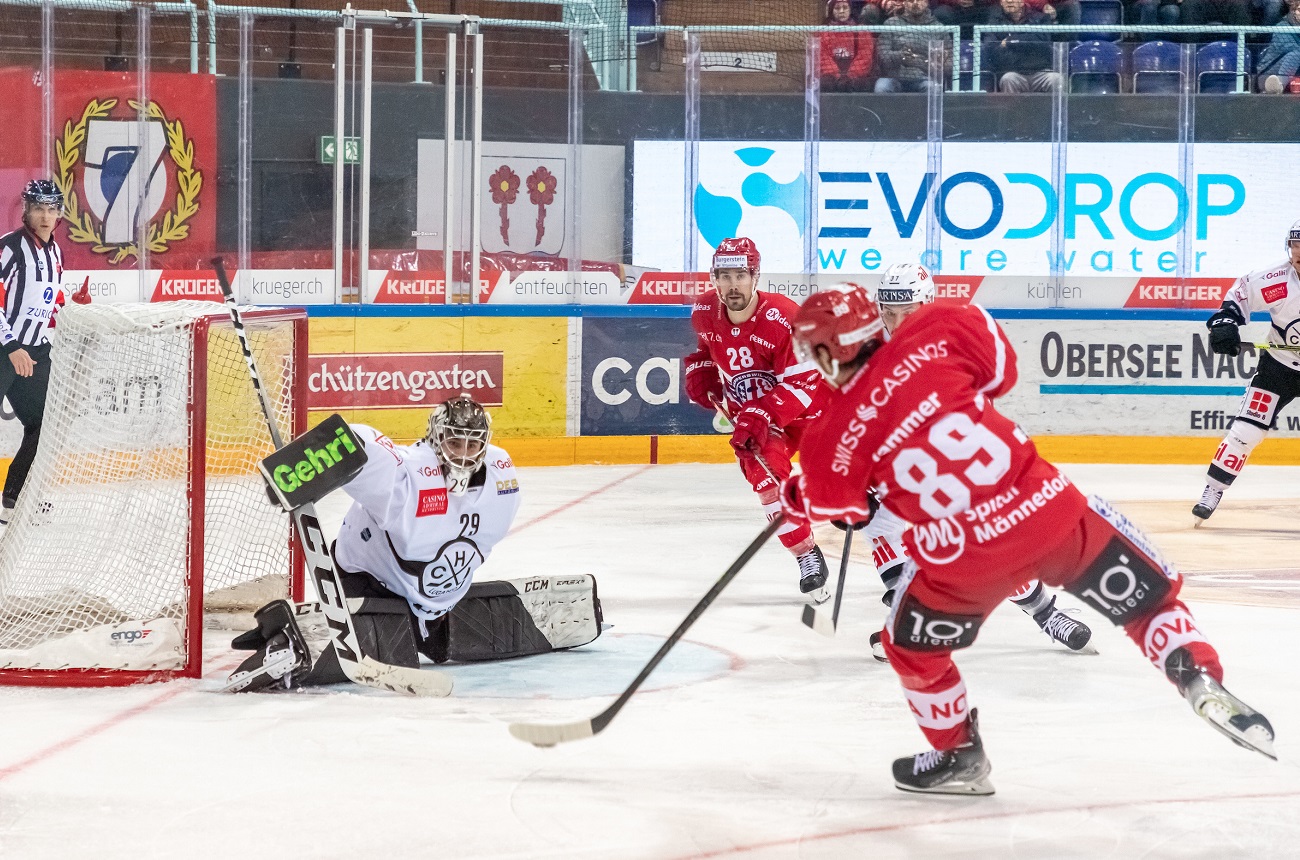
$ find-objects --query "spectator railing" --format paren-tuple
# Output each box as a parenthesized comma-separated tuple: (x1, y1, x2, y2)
(970, 24, 1292, 94)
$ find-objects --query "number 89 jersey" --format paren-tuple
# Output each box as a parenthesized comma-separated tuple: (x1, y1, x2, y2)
(797, 303, 1088, 573)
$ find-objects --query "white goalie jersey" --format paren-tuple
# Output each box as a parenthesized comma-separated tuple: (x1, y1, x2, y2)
(333, 425, 522, 620)
(1222, 261, 1300, 372)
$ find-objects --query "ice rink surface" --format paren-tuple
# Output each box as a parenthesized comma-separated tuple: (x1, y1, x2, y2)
(1, 462, 1298, 859)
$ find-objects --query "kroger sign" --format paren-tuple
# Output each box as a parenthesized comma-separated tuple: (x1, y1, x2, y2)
(632, 141, 1295, 279)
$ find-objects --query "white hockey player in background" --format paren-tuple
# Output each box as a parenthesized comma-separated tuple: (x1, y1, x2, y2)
(227, 394, 603, 692)
(860, 263, 1092, 661)
(1193, 219, 1300, 522)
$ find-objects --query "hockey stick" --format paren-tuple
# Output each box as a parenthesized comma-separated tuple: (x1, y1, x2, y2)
(1252, 342, 1300, 353)
(211, 258, 451, 697)
(509, 516, 783, 747)
(801, 527, 852, 637)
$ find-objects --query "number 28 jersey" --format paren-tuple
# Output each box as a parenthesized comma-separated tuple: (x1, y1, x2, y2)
(797, 303, 1087, 573)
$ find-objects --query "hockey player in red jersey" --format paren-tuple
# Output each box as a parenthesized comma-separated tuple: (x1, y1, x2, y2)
(781, 282, 1275, 795)
(683, 237, 831, 599)
(863, 263, 1092, 662)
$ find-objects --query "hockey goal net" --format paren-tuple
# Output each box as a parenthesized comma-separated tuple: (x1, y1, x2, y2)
(0, 301, 306, 686)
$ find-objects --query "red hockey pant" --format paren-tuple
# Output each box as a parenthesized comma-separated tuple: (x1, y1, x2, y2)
(882, 504, 1222, 751)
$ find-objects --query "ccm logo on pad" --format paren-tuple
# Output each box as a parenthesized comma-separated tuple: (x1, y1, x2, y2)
(417, 488, 449, 517)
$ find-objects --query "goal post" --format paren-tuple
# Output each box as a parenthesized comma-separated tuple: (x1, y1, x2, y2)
(0, 301, 306, 686)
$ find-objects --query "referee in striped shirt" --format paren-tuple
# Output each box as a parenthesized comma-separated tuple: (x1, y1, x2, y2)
(0, 180, 66, 524)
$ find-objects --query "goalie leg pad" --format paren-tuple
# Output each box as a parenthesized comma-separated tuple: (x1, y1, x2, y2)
(439, 574, 603, 663)
(301, 596, 420, 685)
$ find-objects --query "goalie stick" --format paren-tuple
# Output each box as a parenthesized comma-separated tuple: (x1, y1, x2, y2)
(509, 516, 782, 747)
(801, 528, 852, 637)
(211, 258, 451, 697)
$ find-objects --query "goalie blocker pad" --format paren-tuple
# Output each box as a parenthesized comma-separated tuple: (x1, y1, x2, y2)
(259, 413, 367, 511)
(226, 574, 603, 690)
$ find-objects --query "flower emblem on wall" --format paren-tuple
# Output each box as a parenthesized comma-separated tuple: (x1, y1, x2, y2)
(526, 166, 557, 248)
(488, 165, 520, 246)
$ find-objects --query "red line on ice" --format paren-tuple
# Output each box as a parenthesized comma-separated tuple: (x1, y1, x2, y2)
(0, 655, 241, 783)
(509, 464, 652, 535)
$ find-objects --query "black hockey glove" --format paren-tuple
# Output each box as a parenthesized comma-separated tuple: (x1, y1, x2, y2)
(1207, 308, 1243, 357)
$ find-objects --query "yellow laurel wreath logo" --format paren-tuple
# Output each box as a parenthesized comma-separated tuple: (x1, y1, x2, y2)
(55, 98, 202, 264)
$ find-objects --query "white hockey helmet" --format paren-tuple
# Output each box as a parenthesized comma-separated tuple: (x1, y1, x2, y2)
(1286, 219, 1300, 252)
(426, 393, 492, 495)
(876, 263, 935, 306)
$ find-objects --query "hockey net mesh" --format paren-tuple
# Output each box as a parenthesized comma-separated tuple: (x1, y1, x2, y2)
(0, 301, 299, 675)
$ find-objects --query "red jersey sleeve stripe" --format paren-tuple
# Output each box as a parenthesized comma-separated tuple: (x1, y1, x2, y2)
(975, 304, 1007, 396)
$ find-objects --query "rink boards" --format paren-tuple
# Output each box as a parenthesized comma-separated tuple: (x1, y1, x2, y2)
(2, 305, 1298, 473)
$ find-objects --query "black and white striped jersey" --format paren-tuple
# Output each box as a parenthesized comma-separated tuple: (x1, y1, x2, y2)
(0, 227, 64, 353)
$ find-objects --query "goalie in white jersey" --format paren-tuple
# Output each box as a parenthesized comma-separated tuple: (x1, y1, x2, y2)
(228, 394, 603, 691)
(1193, 220, 1300, 522)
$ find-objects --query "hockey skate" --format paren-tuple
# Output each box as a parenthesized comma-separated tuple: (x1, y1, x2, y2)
(869, 630, 887, 663)
(1167, 647, 1276, 760)
(797, 545, 830, 604)
(1033, 597, 1094, 652)
(1192, 485, 1223, 526)
(892, 709, 994, 796)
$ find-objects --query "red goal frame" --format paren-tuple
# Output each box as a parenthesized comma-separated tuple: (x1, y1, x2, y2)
(0, 307, 308, 687)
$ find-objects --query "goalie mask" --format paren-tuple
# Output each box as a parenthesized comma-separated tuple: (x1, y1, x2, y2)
(426, 394, 492, 495)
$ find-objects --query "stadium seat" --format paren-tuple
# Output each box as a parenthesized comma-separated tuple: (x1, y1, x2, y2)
(1078, 0, 1123, 41)
(628, 0, 659, 45)
(1197, 40, 1250, 93)
(1069, 40, 1122, 93)
(1133, 40, 1182, 93)
(959, 40, 995, 92)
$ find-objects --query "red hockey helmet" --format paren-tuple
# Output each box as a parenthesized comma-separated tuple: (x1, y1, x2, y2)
(792, 283, 885, 384)
(711, 237, 760, 275)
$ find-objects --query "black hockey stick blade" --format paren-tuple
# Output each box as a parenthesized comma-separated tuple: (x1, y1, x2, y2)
(509, 516, 784, 747)
(212, 257, 451, 698)
(801, 527, 853, 637)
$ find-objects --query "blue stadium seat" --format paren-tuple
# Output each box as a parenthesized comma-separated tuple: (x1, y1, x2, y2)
(628, 0, 659, 47)
(1197, 40, 1250, 93)
(1132, 39, 1181, 93)
(1069, 40, 1122, 93)
(1078, 0, 1123, 41)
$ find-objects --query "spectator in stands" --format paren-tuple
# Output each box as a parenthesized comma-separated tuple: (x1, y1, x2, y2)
(983, 0, 1063, 91)
(1255, 0, 1287, 25)
(821, 0, 876, 91)
(933, 0, 991, 34)
(1024, 0, 1082, 25)
(1182, 0, 1250, 26)
(859, 0, 905, 25)
(1127, 0, 1181, 26)
(1259, 0, 1300, 90)
(875, 0, 951, 91)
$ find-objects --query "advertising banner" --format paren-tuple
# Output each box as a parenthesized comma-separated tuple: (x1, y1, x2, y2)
(0, 69, 219, 272)
(307, 316, 567, 442)
(416, 141, 626, 267)
(579, 317, 720, 436)
(996, 316, 1295, 437)
(633, 140, 1297, 289)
